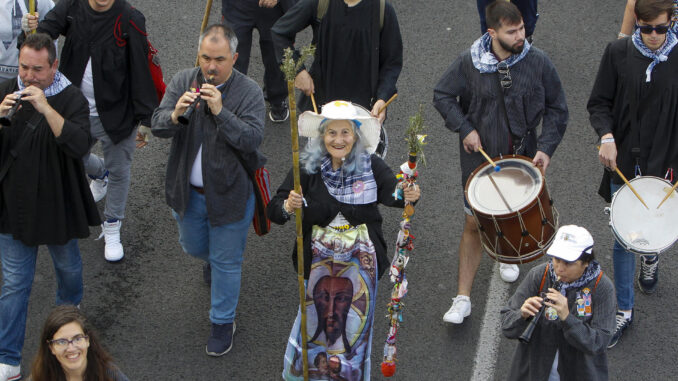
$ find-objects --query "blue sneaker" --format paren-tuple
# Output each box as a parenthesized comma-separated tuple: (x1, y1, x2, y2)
(206, 322, 236, 357)
(638, 255, 658, 294)
(608, 310, 632, 348)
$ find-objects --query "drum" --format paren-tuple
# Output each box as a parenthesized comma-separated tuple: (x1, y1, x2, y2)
(465, 155, 558, 264)
(607, 176, 678, 254)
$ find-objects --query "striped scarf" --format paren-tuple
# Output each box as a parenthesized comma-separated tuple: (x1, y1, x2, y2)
(470, 32, 531, 74)
(631, 29, 677, 82)
(549, 260, 602, 296)
(320, 153, 377, 205)
(17, 70, 72, 97)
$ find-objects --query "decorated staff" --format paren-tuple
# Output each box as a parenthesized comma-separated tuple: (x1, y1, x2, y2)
(281, 45, 315, 380)
(381, 106, 427, 378)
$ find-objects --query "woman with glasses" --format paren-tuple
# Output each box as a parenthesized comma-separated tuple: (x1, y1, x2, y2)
(28, 305, 129, 381)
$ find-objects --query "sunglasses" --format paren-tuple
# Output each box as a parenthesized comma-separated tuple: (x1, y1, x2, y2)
(497, 61, 512, 89)
(636, 23, 671, 34)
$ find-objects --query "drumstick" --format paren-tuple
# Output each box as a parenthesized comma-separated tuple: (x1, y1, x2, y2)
(596, 145, 648, 209)
(310, 93, 318, 114)
(656, 180, 678, 209)
(378, 93, 398, 114)
(488, 173, 513, 212)
(478, 147, 501, 172)
(614, 167, 649, 209)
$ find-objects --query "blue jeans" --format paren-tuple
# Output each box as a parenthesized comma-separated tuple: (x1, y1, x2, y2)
(610, 182, 658, 310)
(477, 0, 539, 37)
(0, 235, 83, 365)
(172, 189, 254, 324)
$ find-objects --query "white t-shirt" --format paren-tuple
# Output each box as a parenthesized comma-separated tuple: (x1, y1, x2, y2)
(80, 58, 99, 116)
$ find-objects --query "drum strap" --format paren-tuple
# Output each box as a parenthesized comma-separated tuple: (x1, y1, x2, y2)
(538, 263, 604, 293)
(494, 72, 528, 155)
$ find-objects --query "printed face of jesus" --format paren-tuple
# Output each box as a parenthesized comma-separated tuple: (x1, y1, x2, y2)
(313, 276, 353, 346)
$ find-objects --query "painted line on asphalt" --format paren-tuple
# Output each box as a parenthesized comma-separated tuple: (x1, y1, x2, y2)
(470, 262, 510, 381)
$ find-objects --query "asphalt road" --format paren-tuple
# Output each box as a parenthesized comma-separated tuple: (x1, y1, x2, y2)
(6, 0, 678, 380)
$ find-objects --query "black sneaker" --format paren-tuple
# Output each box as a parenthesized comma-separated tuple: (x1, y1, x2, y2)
(608, 310, 632, 348)
(206, 321, 236, 356)
(638, 255, 659, 294)
(269, 101, 289, 123)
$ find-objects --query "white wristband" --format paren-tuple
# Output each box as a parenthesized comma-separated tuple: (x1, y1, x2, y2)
(601, 137, 615, 144)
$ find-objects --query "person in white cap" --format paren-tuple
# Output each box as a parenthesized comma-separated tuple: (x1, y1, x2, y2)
(268, 100, 420, 380)
(500, 225, 616, 381)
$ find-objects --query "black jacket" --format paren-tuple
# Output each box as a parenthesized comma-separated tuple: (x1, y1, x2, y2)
(36, 0, 157, 143)
(268, 155, 404, 279)
(0, 78, 100, 245)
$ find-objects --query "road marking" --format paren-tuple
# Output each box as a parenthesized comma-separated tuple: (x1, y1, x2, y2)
(470, 262, 510, 381)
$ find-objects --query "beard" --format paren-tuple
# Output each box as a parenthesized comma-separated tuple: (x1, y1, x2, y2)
(498, 37, 525, 55)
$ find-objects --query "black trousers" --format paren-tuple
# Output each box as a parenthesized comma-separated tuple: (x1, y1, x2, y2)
(222, 0, 288, 106)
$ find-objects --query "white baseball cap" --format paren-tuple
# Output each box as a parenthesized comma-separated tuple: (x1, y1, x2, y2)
(546, 225, 594, 262)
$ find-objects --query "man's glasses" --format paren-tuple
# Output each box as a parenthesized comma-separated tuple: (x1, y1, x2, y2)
(49, 334, 89, 349)
(497, 61, 512, 89)
(636, 23, 671, 35)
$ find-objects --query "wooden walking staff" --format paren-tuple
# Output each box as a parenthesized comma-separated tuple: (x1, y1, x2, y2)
(29, 0, 36, 34)
(195, 0, 214, 67)
(281, 45, 315, 381)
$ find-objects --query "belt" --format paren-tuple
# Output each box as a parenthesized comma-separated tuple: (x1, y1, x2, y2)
(191, 185, 205, 194)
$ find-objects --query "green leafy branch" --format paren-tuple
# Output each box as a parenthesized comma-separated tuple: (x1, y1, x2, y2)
(405, 104, 428, 166)
(281, 45, 316, 82)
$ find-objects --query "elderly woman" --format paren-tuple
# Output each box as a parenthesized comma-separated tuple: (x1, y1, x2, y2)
(500, 225, 616, 381)
(29, 305, 129, 381)
(268, 101, 420, 381)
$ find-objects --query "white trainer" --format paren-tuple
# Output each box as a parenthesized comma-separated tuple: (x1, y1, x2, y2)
(499, 263, 520, 283)
(0, 363, 21, 381)
(103, 220, 124, 262)
(89, 173, 108, 203)
(443, 295, 471, 324)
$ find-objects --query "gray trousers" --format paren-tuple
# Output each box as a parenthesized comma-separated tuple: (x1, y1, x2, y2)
(83, 116, 137, 221)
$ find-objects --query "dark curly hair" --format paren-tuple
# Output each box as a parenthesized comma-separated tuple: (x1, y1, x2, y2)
(30, 305, 116, 381)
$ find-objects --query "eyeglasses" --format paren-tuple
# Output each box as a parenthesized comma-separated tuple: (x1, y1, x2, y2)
(497, 61, 512, 89)
(636, 23, 671, 34)
(49, 334, 89, 349)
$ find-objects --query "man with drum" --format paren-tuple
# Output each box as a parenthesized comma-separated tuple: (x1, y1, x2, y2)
(433, 0, 568, 324)
(588, 0, 678, 348)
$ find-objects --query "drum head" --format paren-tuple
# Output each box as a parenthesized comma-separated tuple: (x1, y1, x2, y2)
(466, 158, 543, 215)
(610, 176, 678, 254)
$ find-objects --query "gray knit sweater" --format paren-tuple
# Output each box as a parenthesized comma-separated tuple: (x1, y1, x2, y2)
(152, 67, 265, 226)
(501, 262, 616, 381)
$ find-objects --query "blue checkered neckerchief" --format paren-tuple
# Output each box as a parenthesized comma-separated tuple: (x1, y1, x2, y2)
(549, 260, 602, 296)
(17, 70, 72, 97)
(632, 28, 678, 82)
(320, 153, 377, 205)
(470, 32, 531, 74)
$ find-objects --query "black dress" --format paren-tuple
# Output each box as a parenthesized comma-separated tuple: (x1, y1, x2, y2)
(0, 79, 100, 246)
(588, 38, 678, 201)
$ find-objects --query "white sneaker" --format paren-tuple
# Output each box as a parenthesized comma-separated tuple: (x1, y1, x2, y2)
(499, 263, 520, 283)
(0, 363, 21, 381)
(89, 172, 108, 203)
(443, 295, 471, 324)
(103, 220, 124, 262)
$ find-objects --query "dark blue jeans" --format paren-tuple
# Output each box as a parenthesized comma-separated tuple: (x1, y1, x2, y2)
(476, 0, 539, 37)
(0, 235, 83, 365)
